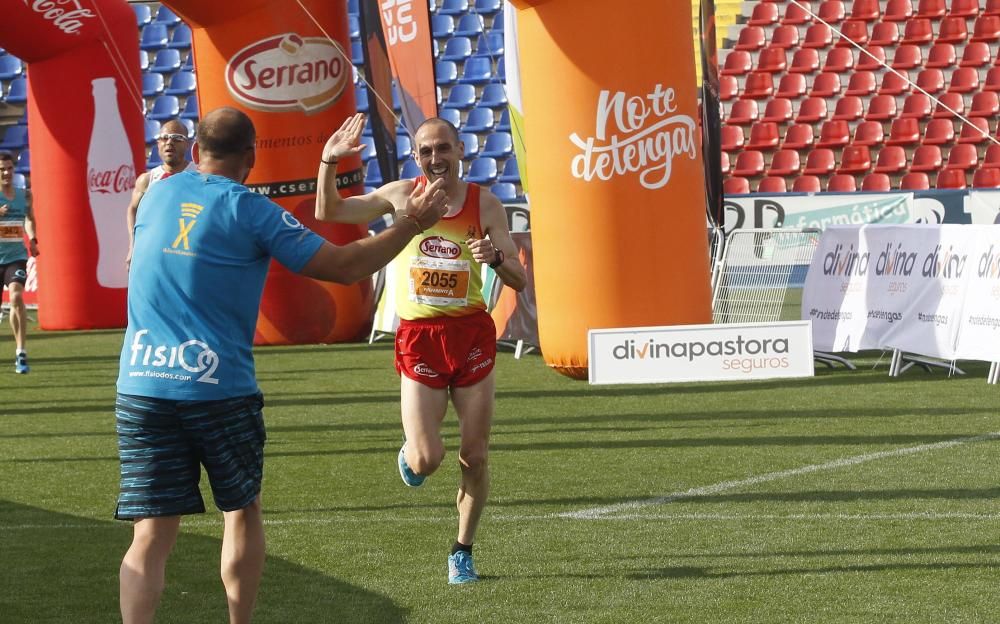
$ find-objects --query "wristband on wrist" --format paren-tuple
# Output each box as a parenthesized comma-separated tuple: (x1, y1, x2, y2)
(489, 248, 504, 269)
(30, 237, 37, 244)
(398, 213, 423, 234)
(320, 157, 338, 165)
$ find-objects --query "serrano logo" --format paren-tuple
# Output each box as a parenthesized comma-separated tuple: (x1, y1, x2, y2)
(413, 363, 439, 378)
(419, 236, 461, 259)
(226, 33, 349, 114)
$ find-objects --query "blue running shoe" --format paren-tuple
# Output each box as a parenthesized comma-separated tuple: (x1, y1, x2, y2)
(397, 445, 425, 487)
(448, 551, 479, 584)
(14, 353, 28, 374)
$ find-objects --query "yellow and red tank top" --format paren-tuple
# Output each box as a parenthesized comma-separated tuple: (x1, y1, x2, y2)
(394, 177, 486, 320)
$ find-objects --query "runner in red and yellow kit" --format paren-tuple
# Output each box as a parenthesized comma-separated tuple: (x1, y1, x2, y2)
(316, 113, 526, 584)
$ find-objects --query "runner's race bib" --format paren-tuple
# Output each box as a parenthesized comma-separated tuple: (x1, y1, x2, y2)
(408, 257, 471, 307)
(0, 220, 24, 244)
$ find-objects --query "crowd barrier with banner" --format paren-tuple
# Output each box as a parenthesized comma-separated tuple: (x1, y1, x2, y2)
(802, 224, 1000, 368)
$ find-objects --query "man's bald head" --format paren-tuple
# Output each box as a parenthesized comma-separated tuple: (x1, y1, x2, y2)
(414, 117, 460, 144)
(161, 119, 189, 137)
(196, 107, 256, 159)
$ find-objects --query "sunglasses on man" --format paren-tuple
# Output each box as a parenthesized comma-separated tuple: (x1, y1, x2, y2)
(157, 133, 190, 143)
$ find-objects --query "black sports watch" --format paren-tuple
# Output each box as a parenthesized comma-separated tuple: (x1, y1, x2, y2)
(488, 248, 504, 269)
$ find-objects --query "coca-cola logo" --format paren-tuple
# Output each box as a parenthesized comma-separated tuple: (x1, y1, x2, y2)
(226, 33, 349, 114)
(419, 236, 460, 259)
(89, 165, 136, 195)
(22, 0, 95, 35)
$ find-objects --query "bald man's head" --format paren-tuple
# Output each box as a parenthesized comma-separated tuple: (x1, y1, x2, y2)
(415, 117, 460, 144)
(196, 107, 256, 159)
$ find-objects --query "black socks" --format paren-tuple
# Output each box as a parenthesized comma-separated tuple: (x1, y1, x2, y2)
(451, 541, 472, 556)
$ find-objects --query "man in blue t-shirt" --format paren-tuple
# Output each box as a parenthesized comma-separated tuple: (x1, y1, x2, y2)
(0, 152, 38, 374)
(116, 107, 447, 624)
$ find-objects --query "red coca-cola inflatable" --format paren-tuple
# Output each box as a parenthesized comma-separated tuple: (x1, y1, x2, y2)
(0, 0, 145, 329)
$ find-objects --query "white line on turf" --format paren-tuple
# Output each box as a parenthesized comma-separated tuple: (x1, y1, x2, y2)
(558, 431, 1000, 520)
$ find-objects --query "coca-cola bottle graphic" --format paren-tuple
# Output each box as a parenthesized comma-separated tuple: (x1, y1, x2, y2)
(87, 77, 135, 288)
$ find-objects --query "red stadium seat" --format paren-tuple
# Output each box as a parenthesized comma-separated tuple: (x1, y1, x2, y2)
(988, 0, 1000, 16)
(735, 26, 766, 51)
(969, 92, 1000, 119)
(810, 72, 843, 97)
(783, 123, 816, 150)
(747, 122, 781, 150)
(733, 150, 766, 177)
(971, 15, 1000, 42)
(857, 46, 887, 72)
(845, 71, 876, 97)
(724, 176, 751, 194)
(900, 93, 932, 120)
(870, 21, 901, 46)
(771, 25, 801, 49)
(782, 1, 813, 25)
(916, 68, 945, 95)
(792, 175, 822, 192)
(824, 48, 855, 72)
(874, 145, 908, 174)
(957, 118, 991, 145)
(836, 20, 870, 47)
(721, 151, 731, 175)
(948, 67, 981, 93)
(722, 51, 752, 76)
(827, 173, 858, 191)
(757, 47, 788, 73)
(972, 167, 1000, 188)
(959, 42, 991, 68)
(936, 169, 967, 188)
(832, 96, 864, 121)
(902, 18, 934, 45)
(932, 91, 965, 118)
(900, 172, 931, 190)
(776, 73, 809, 99)
(795, 97, 828, 123)
(818, 0, 846, 23)
(728, 99, 759, 125)
(891, 45, 922, 71)
(883, 0, 914, 22)
(748, 2, 779, 26)
(851, 0, 881, 21)
(743, 72, 775, 99)
(852, 121, 885, 147)
(949, 0, 980, 18)
(757, 176, 788, 193)
(769, 149, 802, 176)
(937, 16, 970, 44)
(984, 144, 1000, 168)
(816, 119, 851, 148)
(865, 94, 899, 121)
(762, 98, 794, 124)
(789, 49, 821, 74)
(886, 118, 921, 146)
(803, 23, 834, 49)
(946, 143, 979, 170)
(838, 145, 872, 174)
(926, 43, 957, 69)
(721, 125, 746, 152)
(862, 173, 892, 191)
(923, 118, 956, 145)
(878, 71, 912, 96)
(916, 0, 946, 19)
(983, 67, 1000, 92)
(804, 148, 837, 175)
(720, 75, 739, 101)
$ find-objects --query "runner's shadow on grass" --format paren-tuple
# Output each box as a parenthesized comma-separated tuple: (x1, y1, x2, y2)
(0, 501, 406, 624)
(626, 560, 998, 581)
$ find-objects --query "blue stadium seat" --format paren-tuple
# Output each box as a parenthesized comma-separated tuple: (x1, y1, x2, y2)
(497, 108, 511, 132)
(5, 77, 27, 105)
(436, 60, 458, 85)
(459, 132, 480, 158)
(491, 7, 505, 30)
(348, 0, 359, 14)
(396, 135, 412, 157)
(458, 56, 492, 84)
(467, 157, 497, 184)
(0, 54, 24, 80)
(150, 49, 181, 74)
(355, 83, 369, 113)
(463, 107, 495, 132)
(179, 96, 199, 120)
(179, 118, 195, 138)
(442, 84, 476, 110)
(365, 160, 383, 187)
(481, 132, 513, 158)
(146, 147, 163, 169)
(454, 14, 485, 37)
(400, 159, 421, 179)
(154, 5, 181, 26)
(439, 107, 462, 128)
(12, 173, 25, 188)
(14, 149, 29, 174)
(142, 73, 165, 98)
(148, 95, 180, 121)
(140, 23, 168, 51)
(432, 14, 455, 38)
(499, 157, 521, 184)
(439, 0, 469, 15)
(351, 40, 363, 65)
(479, 83, 508, 108)
(144, 119, 162, 146)
(139, 50, 149, 72)
(165, 71, 196, 97)
(348, 14, 361, 40)
(168, 24, 192, 50)
(360, 135, 376, 161)
(441, 36, 473, 62)
(182, 53, 195, 72)
(475, 0, 503, 14)
(492, 56, 506, 83)
(133, 3, 152, 26)
(490, 182, 517, 202)
(0, 125, 28, 150)
(474, 31, 504, 57)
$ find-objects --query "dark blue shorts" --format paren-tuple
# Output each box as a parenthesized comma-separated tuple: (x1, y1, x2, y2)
(115, 392, 266, 520)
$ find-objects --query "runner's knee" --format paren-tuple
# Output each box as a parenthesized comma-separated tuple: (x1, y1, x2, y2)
(458, 445, 488, 473)
(408, 441, 445, 475)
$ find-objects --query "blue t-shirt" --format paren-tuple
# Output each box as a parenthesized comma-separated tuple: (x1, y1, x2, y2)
(0, 187, 28, 265)
(117, 171, 325, 400)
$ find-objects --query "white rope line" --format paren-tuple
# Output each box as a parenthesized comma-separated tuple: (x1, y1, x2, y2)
(787, 0, 1000, 147)
(92, 3, 145, 115)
